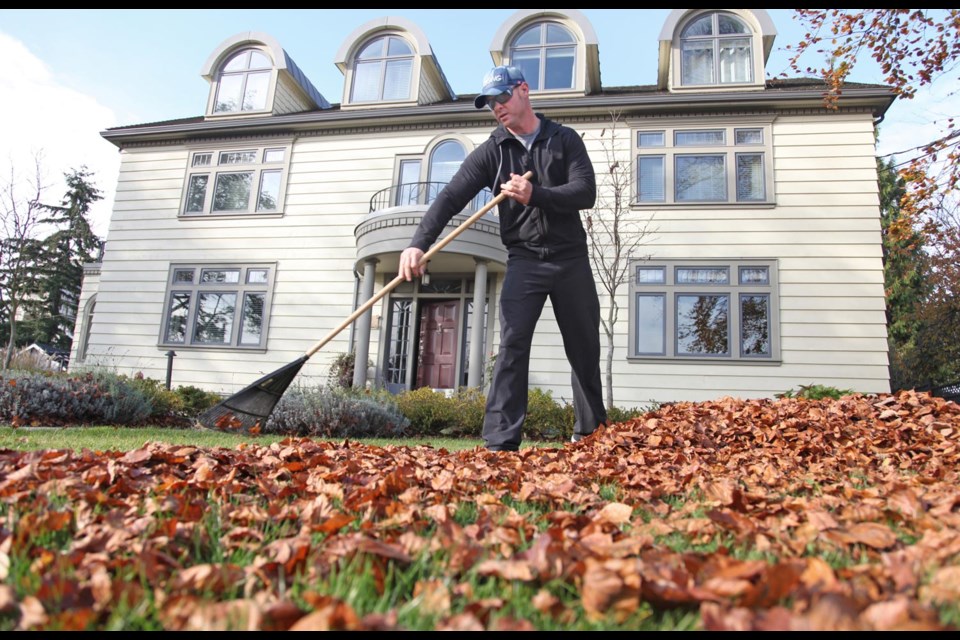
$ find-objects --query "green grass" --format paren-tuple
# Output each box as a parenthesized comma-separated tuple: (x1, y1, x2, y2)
(0, 425, 562, 453)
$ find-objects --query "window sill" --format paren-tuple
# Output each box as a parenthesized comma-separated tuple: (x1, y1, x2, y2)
(157, 344, 268, 353)
(631, 201, 775, 210)
(627, 356, 781, 365)
(179, 211, 285, 220)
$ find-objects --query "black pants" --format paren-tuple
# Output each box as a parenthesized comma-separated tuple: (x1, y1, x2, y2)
(483, 254, 608, 451)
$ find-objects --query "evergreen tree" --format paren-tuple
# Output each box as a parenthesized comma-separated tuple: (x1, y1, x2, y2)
(878, 157, 929, 390)
(33, 167, 104, 351)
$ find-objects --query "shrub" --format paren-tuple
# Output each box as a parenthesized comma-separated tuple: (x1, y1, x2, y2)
(174, 385, 222, 416)
(0, 370, 156, 427)
(441, 387, 486, 437)
(395, 387, 460, 436)
(266, 385, 409, 438)
(327, 352, 374, 389)
(776, 384, 855, 401)
(606, 404, 656, 425)
(327, 352, 356, 388)
(524, 387, 574, 441)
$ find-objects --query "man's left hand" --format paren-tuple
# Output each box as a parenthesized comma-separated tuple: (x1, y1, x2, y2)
(500, 172, 532, 205)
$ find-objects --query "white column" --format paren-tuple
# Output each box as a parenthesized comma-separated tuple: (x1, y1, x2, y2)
(352, 258, 379, 388)
(467, 259, 488, 388)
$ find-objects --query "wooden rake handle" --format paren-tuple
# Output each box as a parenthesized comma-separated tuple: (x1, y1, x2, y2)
(305, 170, 533, 357)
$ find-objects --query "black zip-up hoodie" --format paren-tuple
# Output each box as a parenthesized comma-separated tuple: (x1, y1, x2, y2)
(408, 114, 596, 261)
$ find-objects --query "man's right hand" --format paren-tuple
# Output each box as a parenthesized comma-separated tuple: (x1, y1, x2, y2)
(399, 247, 426, 281)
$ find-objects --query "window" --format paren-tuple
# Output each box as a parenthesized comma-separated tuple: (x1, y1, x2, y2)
(160, 264, 275, 349)
(629, 259, 778, 361)
(214, 48, 272, 114)
(78, 295, 96, 362)
(392, 138, 493, 209)
(351, 34, 414, 103)
(510, 21, 576, 91)
(680, 12, 753, 86)
(182, 144, 291, 216)
(426, 140, 465, 204)
(634, 124, 771, 205)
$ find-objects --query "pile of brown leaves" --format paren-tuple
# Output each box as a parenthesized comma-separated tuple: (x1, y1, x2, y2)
(1, 390, 958, 630)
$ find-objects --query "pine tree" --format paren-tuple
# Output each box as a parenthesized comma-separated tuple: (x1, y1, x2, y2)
(33, 167, 104, 351)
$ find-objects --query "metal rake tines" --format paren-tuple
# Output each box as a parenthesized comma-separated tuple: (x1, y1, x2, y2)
(201, 403, 267, 434)
(197, 356, 308, 434)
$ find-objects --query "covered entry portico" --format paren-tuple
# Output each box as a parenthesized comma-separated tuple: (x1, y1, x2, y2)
(352, 203, 506, 393)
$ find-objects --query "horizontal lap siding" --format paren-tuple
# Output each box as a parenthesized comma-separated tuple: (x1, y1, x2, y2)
(78, 112, 890, 404)
(522, 114, 890, 406)
(81, 129, 496, 393)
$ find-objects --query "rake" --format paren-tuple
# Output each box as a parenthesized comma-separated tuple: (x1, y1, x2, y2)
(196, 171, 533, 434)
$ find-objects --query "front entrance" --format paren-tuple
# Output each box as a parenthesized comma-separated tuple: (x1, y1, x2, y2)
(416, 300, 459, 389)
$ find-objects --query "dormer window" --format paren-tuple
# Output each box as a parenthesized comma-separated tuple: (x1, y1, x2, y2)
(214, 48, 272, 113)
(351, 35, 414, 102)
(680, 12, 753, 86)
(509, 22, 576, 91)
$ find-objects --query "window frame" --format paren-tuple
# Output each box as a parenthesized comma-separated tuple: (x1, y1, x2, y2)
(391, 135, 493, 209)
(677, 11, 756, 89)
(158, 263, 276, 351)
(212, 47, 275, 115)
(349, 33, 415, 104)
(632, 120, 774, 207)
(508, 20, 578, 93)
(628, 258, 779, 362)
(180, 142, 292, 218)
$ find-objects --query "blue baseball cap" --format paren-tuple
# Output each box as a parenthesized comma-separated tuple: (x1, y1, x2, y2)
(474, 65, 525, 109)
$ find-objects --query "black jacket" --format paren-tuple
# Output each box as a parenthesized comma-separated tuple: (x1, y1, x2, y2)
(408, 114, 596, 261)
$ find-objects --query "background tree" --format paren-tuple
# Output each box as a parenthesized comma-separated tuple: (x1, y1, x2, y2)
(785, 9, 959, 219)
(0, 155, 51, 369)
(786, 9, 960, 389)
(909, 197, 960, 387)
(585, 112, 657, 410)
(28, 167, 104, 351)
(879, 157, 929, 390)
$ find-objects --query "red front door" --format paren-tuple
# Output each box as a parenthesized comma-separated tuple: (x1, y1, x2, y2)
(416, 301, 459, 389)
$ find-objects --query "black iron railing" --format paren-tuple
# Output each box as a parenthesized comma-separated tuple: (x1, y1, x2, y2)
(369, 182, 494, 214)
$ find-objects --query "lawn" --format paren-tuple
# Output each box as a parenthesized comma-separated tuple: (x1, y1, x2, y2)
(0, 391, 958, 630)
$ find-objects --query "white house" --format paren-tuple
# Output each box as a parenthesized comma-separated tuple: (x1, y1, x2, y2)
(70, 9, 895, 407)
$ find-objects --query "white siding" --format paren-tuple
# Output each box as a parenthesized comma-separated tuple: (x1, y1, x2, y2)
(552, 112, 889, 405)
(76, 108, 890, 407)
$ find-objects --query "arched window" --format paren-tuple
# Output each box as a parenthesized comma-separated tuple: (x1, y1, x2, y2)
(351, 35, 414, 102)
(509, 22, 576, 91)
(214, 48, 272, 113)
(426, 140, 465, 203)
(79, 296, 96, 362)
(680, 12, 753, 86)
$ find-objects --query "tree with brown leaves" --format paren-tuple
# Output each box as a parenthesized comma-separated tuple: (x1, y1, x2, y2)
(785, 10, 960, 390)
(785, 9, 959, 219)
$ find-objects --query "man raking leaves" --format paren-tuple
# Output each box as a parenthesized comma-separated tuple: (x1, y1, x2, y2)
(399, 65, 608, 451)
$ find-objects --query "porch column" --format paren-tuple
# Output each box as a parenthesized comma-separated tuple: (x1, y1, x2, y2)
(352, 258, 379, 388)
(467, 258, 488, 388)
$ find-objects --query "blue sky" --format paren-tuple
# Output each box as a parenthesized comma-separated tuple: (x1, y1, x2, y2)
(0, 9, 953, 236)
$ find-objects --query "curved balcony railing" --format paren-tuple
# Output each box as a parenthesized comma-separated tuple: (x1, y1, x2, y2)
(369, 182, 494, 214)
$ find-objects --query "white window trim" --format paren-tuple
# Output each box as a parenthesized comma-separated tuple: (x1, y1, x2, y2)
(207, 46, 277, 117)
(669, 10, 766, 93)
(180, 141, 292, 218)
(390, 135, 492, 208)
(628, 258, 780, 363)
(508, 20, 578, 96)
(158, 262, 276, 351)
(343, 31, 420, 109)
(631, 118, 775, 208)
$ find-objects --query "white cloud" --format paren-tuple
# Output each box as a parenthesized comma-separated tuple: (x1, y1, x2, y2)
(0, 32, 119, 238)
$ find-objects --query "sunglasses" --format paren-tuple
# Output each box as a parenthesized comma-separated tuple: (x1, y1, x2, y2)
(484, 85, 520, 109)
